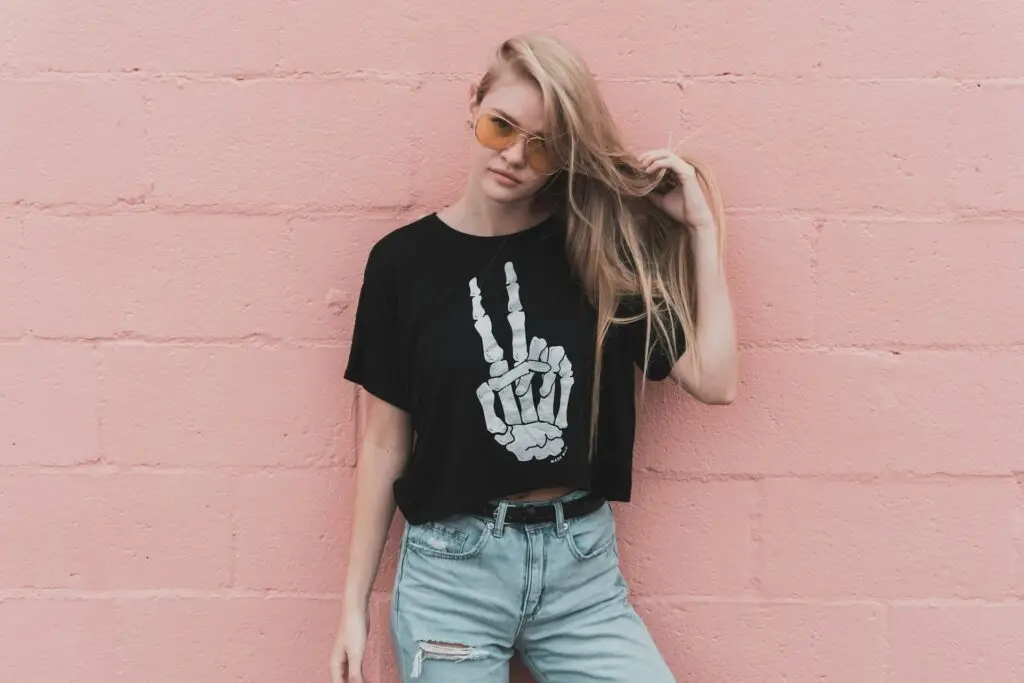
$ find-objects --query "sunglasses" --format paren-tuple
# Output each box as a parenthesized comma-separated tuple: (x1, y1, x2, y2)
(473, 112, 559, 175)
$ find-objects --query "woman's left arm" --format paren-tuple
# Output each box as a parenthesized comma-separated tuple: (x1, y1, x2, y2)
(639, 149, 739, 405)
(672, 224, 738, 403)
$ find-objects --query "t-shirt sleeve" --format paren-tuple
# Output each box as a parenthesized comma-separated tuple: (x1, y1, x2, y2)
(619, 298, 688, 382)
(344, 245, 410, 411)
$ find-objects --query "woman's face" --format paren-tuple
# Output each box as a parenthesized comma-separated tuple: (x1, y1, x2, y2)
(468, 73, 556, 204)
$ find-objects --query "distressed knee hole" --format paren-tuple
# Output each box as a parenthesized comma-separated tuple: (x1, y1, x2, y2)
(411, 641, 486, 678)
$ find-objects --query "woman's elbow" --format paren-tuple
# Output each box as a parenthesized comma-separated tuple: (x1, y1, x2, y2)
(669, 353, 738, 404)
(695, 368, 738, 405)
(705, 383, 737, 405)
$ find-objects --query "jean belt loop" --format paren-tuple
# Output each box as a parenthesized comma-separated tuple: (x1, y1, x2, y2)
(553, 500, 567, 537)
(492, 500, 509, 538)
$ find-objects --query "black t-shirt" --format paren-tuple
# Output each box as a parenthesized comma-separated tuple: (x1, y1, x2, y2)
(344, 212, 685, 524)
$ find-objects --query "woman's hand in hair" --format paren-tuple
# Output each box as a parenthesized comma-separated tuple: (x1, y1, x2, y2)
(638, 149, 716, 231)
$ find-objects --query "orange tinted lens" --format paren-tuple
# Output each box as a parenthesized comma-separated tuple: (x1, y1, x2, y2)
(475, 115, 517, 151)
(475, 115, 557, 174)
(524, 139, 555, 174)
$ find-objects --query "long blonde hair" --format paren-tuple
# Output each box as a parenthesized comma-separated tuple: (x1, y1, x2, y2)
(474, 34, 727, 451)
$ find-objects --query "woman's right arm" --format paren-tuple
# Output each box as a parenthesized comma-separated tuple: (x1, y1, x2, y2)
(345, 392, 412, 612)
(331, 392, 412, 683)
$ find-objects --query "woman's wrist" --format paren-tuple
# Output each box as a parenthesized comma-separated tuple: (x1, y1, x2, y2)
(343, 585, 371, 615)
(687, 216, 718, 236)
(688, 222, 721, 254)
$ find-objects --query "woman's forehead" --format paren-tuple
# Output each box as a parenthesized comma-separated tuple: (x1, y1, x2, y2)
(481, 77, 547, 135)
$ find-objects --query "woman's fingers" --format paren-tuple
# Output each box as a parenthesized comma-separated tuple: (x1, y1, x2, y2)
(639, 150, 688, 179)
(346, 650, 366, 683)
(330, 650, 344, 683)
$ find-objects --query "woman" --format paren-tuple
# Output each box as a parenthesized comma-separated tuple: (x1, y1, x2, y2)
(331, 33, 738, 683)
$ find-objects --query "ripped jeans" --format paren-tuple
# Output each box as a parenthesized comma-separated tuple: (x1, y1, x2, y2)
(390, 490, 676, 682)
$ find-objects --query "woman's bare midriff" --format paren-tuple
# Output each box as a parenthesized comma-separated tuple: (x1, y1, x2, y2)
(505, 486, 575, 502)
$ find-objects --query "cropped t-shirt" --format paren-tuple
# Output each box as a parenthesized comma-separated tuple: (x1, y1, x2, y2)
(344, 212, 685, 524)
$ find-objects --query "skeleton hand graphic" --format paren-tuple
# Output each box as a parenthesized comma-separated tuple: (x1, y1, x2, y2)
(469, 262, 574, 462)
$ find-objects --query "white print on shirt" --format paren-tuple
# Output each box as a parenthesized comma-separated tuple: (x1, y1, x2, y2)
(468, 261, 574, 462)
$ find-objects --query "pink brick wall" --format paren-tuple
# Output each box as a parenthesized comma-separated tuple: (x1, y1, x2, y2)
(1, 2, 1022, 681)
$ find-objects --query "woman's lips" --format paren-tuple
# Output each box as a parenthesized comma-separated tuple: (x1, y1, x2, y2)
(490, 169, 521, 185)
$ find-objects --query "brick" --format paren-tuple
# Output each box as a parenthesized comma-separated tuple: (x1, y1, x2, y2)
(614, 477, 757, 596)
(0, 473, 232, 588)
(0, 344, 99, 466)
(634, 349, 1024, 476)
(110, 597, 339, 683)
(556, 9, 691, 79)
(0, 82, 148, 204)
(817, 220, 1024, 345)
(888, 605, 1024, 682)
(0, 0, 279, 74)
(727, 216, 816, 343)
(234, 468, 354, 592)
(638, 599, 885, 683)
(102, 345, 356, 467)
(289, 212, 414, 342)
(953, 85, 1024, 212)
(0, 599, 118, 682)
(278, 0, 418, 74)
(676, 0, 1024, 78)
(0, 218, 22, 336)
(595, 80, 685, 152)
(678, 81, 1009, 213)
(288, 6, 687, 78)
(144, 80, 417, 208)
(22, 212, 398, 340)
(760, 479, 1020, 598)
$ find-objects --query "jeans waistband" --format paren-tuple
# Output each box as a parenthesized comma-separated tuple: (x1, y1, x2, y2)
(483, 490, 603, 537)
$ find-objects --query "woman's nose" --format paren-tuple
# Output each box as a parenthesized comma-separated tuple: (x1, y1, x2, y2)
(502, 135, 528, 166)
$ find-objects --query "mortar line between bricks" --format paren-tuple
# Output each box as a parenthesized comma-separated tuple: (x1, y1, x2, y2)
(1015, 475, 1024, 600)
(2, 466, 1016, 480)
(882, 602, 892, 683)
(627, 595, 1024, 607)
(93, 343, 105, 466)
(749, 478, 765, 596)
(0, 588, 346, 600)
(0, 464, 356, 474)
(4, 337, 1024, 352)
(0, 335, 350, 348)
(3, 202, 1023, 222)
(4, 589, 1020, 606)
(2, 70, 1023, 85)
(808, 219, 824, 341)
(0, 201, 424, 218)
(227, 476, 237, 589)
(633, 470, 1024, 484)
(736, 341, 1024, 353)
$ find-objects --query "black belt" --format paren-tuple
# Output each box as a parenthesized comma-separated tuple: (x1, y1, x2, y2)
(473, 492, 606, 525)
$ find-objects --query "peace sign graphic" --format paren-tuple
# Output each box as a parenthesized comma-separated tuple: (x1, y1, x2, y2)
(469, 262, 575, 461)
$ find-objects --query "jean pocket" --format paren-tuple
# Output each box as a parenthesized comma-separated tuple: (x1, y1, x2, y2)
(564, 502, 617, 561)
(405, 515, 491, 560)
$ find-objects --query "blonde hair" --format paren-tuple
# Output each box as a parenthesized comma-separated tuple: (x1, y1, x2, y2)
(474, 34, 728, 452)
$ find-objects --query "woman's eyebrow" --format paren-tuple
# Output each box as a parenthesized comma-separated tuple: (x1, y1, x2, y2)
(493, 108, 545, 138)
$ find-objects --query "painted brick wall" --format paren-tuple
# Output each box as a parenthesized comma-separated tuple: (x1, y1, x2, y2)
(2, 1, 1022, 681)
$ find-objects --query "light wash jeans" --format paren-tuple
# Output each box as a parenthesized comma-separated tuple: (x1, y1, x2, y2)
(390, 490, 676, 682)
